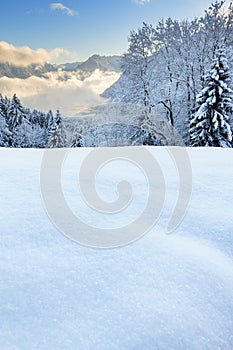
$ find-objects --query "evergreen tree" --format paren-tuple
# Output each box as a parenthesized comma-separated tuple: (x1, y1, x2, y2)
(45, 110, 56, 142)
(12, 119, 32, 148)
(0, 94, 8, 118)
(0, 111, 11, 147)
(7, 94, 26, 131)
(45, 110, 55, 129)
(0, 95, 11, 146)
(29, 109, 40, 126)
(71, 124, 83, 147)
(47, 110, 67, 148)
(189, 49, 233, 147)
(30, 124, 47, 148)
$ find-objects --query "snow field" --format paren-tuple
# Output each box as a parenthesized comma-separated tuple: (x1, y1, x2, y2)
(0, 147, 233, 349)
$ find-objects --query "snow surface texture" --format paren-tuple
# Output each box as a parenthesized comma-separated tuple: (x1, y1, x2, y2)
(0, 147, 233, 349)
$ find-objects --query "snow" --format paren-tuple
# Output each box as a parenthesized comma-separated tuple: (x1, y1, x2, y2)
(0, 146, 233, 349)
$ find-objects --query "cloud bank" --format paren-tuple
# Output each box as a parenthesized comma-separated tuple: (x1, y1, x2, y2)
(0, 41, 120, 115)
(0, 70, 120, 115)
(0, 41, 79, 66)
(50, 3, 77, 16)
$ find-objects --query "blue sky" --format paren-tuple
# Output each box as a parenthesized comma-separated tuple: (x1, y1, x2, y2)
(0, 0, 223, 63)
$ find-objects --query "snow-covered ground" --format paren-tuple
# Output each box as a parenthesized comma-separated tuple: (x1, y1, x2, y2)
(0, 146, 233, 349)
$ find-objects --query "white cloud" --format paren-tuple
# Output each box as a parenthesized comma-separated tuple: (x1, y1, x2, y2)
(133, 0, 151, 5)
(0, 41, 79, 66)
(50, 3, 77, 16)
(0, 70, 120, 115)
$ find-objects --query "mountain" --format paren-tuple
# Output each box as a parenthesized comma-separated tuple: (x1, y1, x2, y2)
(0, 54, 122, 115)
(75, 54, 122, 73)
(0, 62, 56, 79)
(57, 54, 121, 73)
(0, 54, 122, 80)
(102, 73, 130, 102)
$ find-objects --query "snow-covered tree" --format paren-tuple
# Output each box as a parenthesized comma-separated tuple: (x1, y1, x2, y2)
(189, 49, 233, 147)
(45, 110, 54, 128)
(109, 1, 233, 144)
(0, 95, 11, 146)
(122, 22, 156, 109)
(0, 111, 11, 147)
(12, 119, 32, 148)
(29, 109, 46, 129)
(154, 18, 183, 125)
(47, 110, 67, 148)
(28, 123, 47, 148)
(0, 95, 69, 148)
(7, 94, 26, 131)
(0, 94, 9, 118)
(71, 124, 83, 147)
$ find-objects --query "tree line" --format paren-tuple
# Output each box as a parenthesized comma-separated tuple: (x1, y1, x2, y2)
(0, 93, 160, 148)
(0, 93, 68, 148)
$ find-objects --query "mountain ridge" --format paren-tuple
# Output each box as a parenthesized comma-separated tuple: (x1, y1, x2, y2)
(0, 54, 122, 80)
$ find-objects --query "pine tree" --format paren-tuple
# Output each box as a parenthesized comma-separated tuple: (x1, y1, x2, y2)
(0, 94, 8, 119)
(189, 49, 233, 147)
(7, 94, 26, 131)
(30, 124, 47, 148)
(12, 119, 32, 148)
(0, 95, 11, 146)
(71, 124, 83, 147)
(0, 111, 11, 147)
(45, 110, 54, 129)
(47, 110, 67, 148)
